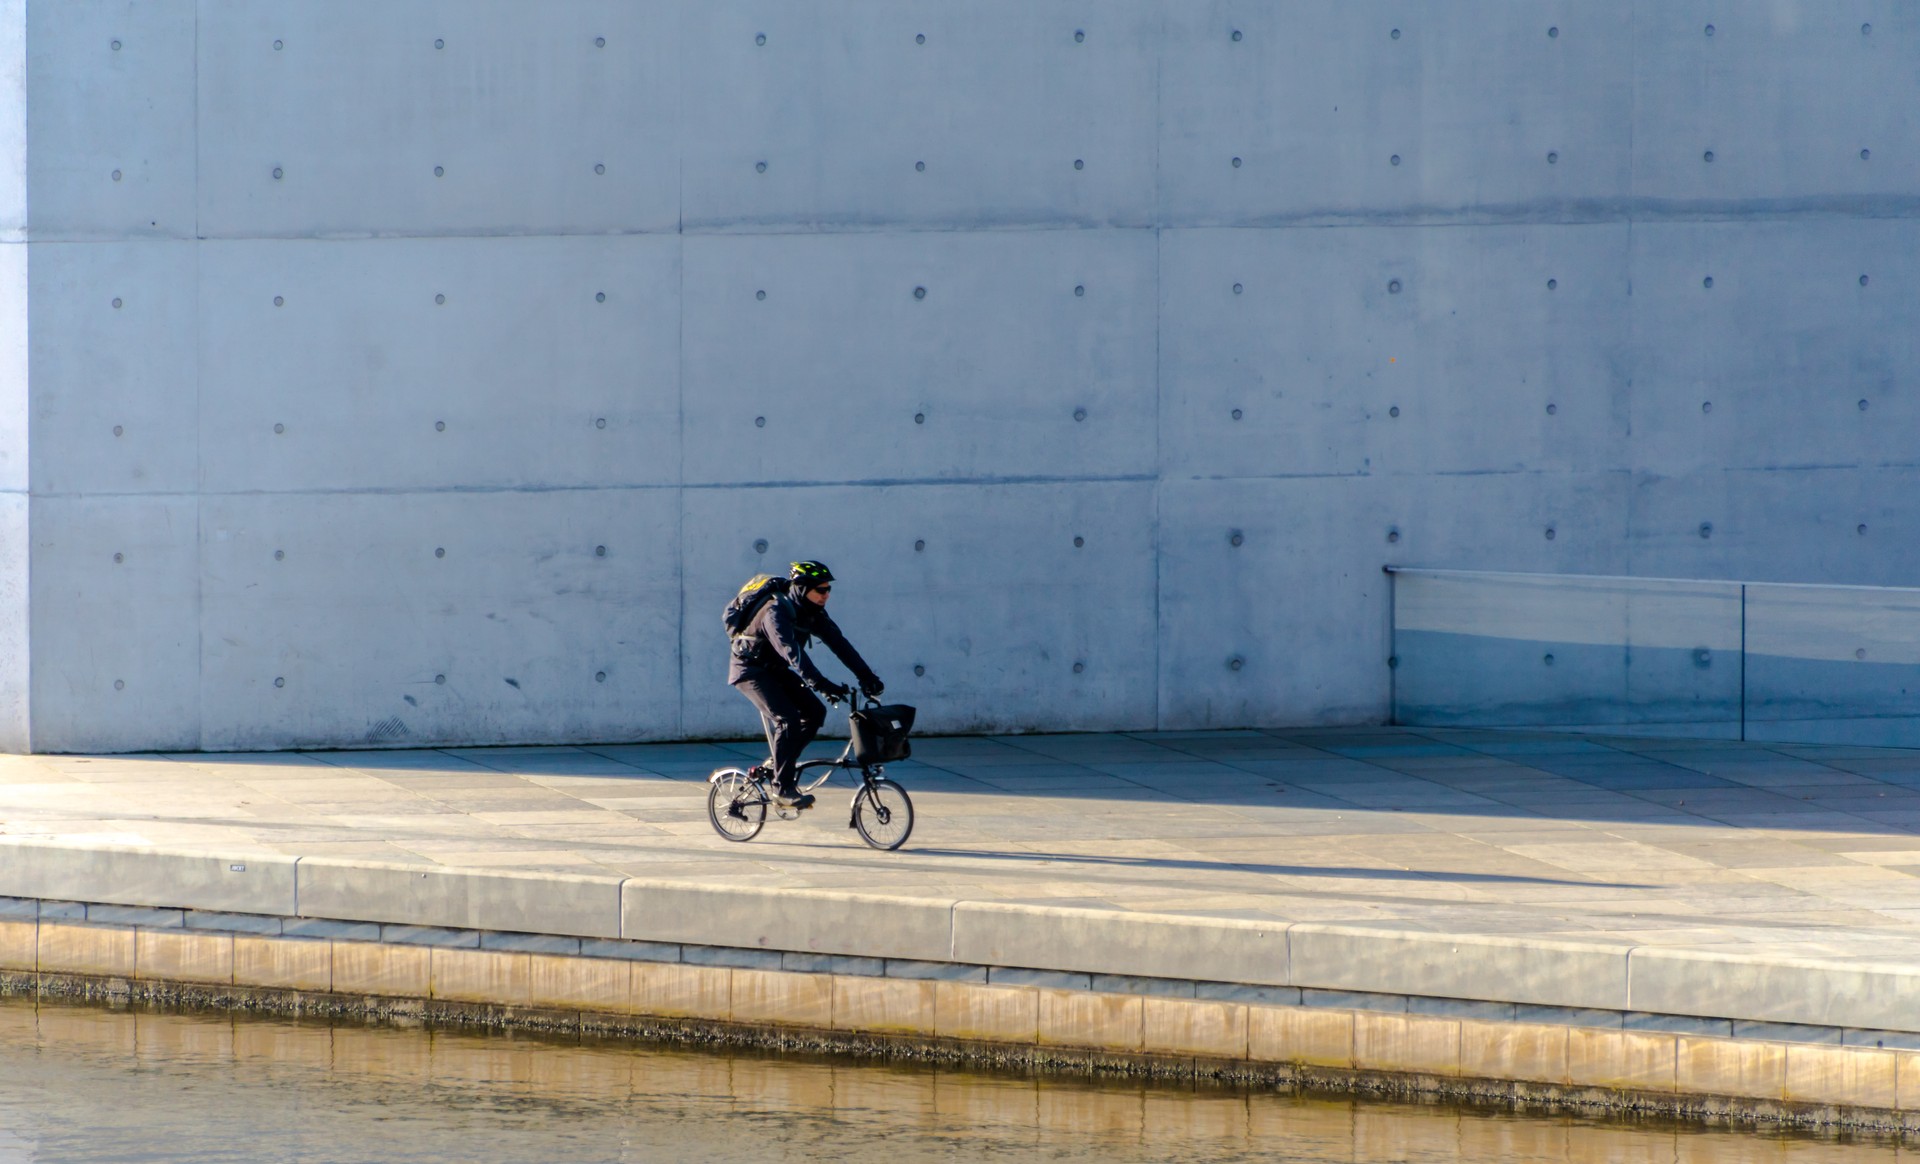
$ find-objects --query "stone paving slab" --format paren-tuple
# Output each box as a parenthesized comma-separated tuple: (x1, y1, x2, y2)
(5, 727, 1920, 1023)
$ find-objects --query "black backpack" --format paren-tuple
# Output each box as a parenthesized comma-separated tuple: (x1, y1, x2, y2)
(723, 574, 789, 657)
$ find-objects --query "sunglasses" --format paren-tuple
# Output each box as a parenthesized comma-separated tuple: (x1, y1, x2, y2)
(814, 585, 832, 594)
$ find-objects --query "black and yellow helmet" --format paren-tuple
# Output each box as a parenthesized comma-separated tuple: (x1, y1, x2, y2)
(789, 560, 835, 589)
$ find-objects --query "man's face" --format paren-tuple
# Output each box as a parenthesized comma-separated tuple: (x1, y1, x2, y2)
(806, 584, 830, 607)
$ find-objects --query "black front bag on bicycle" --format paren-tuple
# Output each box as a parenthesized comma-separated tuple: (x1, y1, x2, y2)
(849, 702, 915, 766)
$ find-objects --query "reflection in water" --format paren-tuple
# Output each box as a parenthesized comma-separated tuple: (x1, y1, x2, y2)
(0, 996, 1896, 1163)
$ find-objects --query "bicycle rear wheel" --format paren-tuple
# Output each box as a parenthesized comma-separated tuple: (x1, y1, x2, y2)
(707, 770, 766, 842)
(851, 778, 913, 851)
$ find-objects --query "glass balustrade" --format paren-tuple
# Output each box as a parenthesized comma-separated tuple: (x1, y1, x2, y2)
(1388, 569, 1920, 745)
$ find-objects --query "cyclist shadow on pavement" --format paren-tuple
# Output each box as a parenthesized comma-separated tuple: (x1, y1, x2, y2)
(898, 847, 1649, 889)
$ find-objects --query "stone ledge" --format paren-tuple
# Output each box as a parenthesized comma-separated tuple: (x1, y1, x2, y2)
(951, 901, 1288, 985)
(621, 880, 955, 963)
(1628, 946, 1920, 1034)
(6, 843, 1920, 1035)
(296, 858, 622, 939)
(0, 841, 294, 916)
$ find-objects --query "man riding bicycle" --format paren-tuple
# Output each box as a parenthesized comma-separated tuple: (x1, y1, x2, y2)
(729, 561, 884, 810)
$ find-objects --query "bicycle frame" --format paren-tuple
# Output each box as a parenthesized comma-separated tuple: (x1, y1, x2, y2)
(710, 694, 891, 797)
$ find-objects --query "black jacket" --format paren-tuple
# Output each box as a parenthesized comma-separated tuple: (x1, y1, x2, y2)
(727, 590, 879, 690)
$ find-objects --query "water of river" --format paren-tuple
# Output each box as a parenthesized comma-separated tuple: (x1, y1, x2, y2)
(0, 996, 1900, 1163)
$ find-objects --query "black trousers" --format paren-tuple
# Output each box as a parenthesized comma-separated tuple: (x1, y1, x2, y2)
(732, 669, 826, 787)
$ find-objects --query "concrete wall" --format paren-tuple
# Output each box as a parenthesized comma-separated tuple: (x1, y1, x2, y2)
(7, 1, 1917, 751)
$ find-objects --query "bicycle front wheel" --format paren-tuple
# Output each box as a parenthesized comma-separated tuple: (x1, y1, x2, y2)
(707, 770, 766, 842)
(852, 778, 914, 851)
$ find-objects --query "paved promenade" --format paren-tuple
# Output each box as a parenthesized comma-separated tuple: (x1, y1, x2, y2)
(4, 725, 1920, 968)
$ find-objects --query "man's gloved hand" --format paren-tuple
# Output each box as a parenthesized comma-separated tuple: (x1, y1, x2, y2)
(860, 677, 885, 698)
